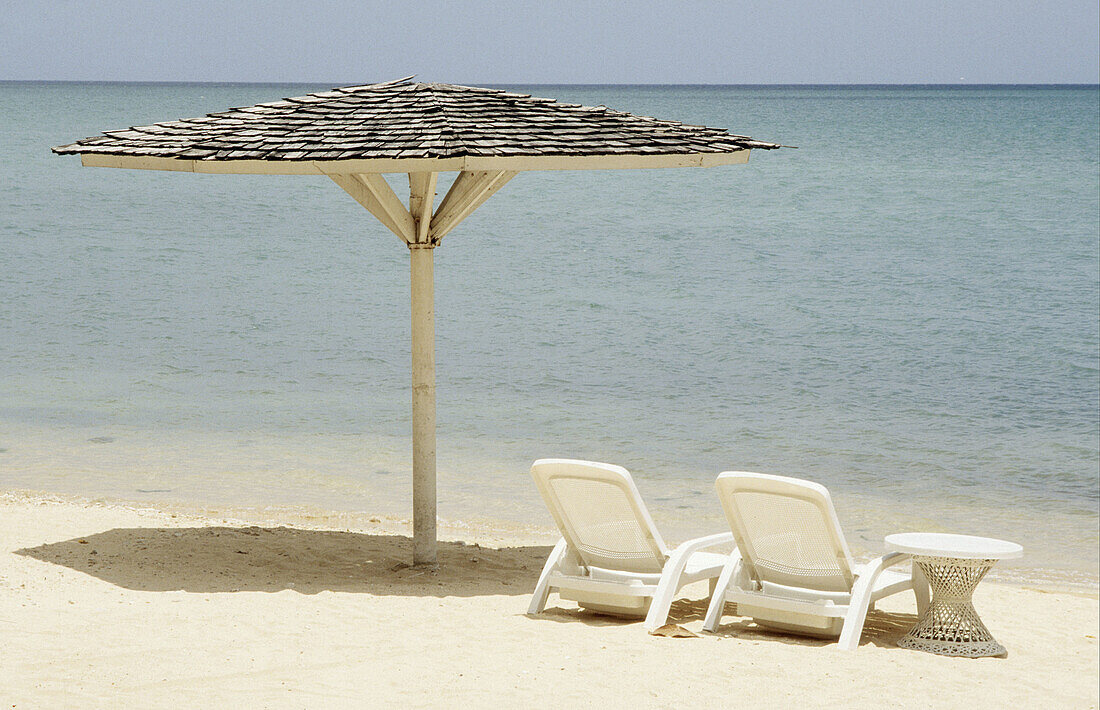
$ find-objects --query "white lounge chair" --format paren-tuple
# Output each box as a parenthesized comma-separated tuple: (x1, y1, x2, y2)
(702, 471, 930, 650)
(528, 458, 734, 631)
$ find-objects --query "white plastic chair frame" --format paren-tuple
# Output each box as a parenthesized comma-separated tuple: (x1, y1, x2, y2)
(702, 471, 930, 650)
(528, 459, 733, 631)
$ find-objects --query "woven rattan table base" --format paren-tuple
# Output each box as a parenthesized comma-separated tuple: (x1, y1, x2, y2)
(897, 556, 1007, 658)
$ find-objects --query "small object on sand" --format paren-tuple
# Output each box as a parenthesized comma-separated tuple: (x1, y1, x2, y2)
(77, 539, 88, 544)
(649, 624, 698, 638)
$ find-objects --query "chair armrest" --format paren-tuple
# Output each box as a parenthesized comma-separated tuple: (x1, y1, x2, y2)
(871, 551, 910, 571)
(643, 532, 736, 632)
(853, 551, 911, 581)
(837, 551, 914, 650)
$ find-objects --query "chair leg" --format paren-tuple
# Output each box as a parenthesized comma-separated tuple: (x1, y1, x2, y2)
(702, 553, 741, 632)
(838, 580, 874, 651)
(838, 552, 917, 650)
(527, 539, 568, 616)
(644, 547, 696, 631)
(912, 560, 930, 615)
(838, 553, 905, 651)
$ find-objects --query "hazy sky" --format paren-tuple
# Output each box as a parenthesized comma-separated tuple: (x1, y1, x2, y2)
(2, 0, 1097, 84)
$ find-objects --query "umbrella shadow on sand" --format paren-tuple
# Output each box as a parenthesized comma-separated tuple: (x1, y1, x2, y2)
(17, 527, 922, 646)
(16, 525, 551, 598)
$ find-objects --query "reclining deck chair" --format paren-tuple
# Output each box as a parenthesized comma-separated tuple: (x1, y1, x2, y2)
(528, 459, 733, 631)
(702, 471, 929, 650)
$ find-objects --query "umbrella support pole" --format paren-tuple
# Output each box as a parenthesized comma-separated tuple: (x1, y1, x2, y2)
(409, 243, 437, 566)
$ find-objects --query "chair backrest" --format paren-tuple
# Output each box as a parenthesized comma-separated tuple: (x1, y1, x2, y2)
(715, 472, 856, 593)
(531, 459, 669, 574)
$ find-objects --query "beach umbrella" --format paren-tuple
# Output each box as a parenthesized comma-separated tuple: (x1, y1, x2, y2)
(53, 77, 779, 566)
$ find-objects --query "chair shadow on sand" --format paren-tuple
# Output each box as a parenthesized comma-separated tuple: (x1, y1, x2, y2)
(533, 596, 920, 649)
(16, 525, 552, 598)
(684, 598, 920, 649)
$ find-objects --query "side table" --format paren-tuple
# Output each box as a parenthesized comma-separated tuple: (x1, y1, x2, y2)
(885, 532, 1023, 658)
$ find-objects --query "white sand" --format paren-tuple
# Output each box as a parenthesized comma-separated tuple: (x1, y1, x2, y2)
(1, 492, 1096, 709)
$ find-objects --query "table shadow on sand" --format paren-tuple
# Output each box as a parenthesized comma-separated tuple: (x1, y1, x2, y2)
(16, 525, 551, 597)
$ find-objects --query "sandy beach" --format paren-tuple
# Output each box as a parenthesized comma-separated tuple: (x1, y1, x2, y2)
(1, 491, 1096, 709)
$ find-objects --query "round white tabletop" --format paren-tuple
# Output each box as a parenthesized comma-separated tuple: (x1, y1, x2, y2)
(885, 532, 1023, 560)
(885, 532, 1022, 657)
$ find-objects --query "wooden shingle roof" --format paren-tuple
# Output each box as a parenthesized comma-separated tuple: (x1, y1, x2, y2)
(53, 78, 779, 174)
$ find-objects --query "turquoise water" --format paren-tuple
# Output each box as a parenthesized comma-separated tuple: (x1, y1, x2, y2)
(1, 83, 1097, 582)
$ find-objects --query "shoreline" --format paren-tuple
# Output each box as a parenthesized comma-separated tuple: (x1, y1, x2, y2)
(2, 422, 1096, 584)
(1, 488, 1097, 708)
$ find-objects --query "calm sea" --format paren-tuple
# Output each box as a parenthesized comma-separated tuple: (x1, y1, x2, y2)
(1, 83, 1097, 584)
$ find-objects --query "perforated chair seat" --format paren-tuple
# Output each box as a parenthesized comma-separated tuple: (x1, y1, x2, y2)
(755, 567, 912, 606)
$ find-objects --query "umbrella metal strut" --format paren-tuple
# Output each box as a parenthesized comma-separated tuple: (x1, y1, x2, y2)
(329, 169, 515, 564)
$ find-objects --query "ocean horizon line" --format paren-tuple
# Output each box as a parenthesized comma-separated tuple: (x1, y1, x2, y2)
(2, 79, 1098, 89)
